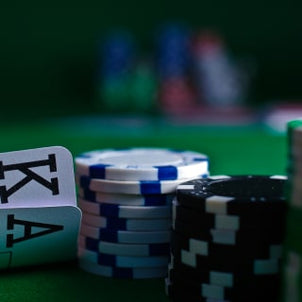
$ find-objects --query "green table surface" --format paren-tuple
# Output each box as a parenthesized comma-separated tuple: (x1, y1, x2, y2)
(0, 116, 287, 302)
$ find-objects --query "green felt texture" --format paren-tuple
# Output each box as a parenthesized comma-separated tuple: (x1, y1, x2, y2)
(0, 119, 286, 301)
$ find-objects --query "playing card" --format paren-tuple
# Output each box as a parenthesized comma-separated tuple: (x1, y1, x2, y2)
(0, 206, 81, 269)
(0, 146, 76, 208)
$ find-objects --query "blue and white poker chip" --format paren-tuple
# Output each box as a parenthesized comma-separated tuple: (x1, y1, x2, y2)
(75, 147, 211, 279)
(78, 188, 174, 206)
(80, 223, 171, 243)
(81, 212, 171, 231)
(78, 198, 171, 219)
(78, 235, 170, 256)
(75, 148, 209, 181)
(78, 247, 170, 268)
(79, 259, 168, 279)
(77, 174, 208, 195)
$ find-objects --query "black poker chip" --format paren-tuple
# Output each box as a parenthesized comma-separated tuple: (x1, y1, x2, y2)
(173, 200, 287, 230)
(168, 268, 281, 294)
(171, 230, 283, 261)
(165, 278, 279, 302)
(168, 263, 281, 287)
(166, 274, 280, 301)
(171, 249, 281, 274)
(176, 175, 287, 213)
(172, 219, 285, 245)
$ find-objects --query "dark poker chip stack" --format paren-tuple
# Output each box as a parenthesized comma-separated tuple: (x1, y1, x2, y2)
(166, 175, 287, 301)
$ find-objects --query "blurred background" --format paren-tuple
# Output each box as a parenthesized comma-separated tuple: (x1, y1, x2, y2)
(1, 0, 302, 126)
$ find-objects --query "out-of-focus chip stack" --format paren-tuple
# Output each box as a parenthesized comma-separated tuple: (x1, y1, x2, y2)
(282, 120, 302, 301)
(156, 24, 196, 114)
(97, 31, 135, 112)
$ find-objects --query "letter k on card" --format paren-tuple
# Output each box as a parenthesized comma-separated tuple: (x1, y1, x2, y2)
(0, 146, 77, 208)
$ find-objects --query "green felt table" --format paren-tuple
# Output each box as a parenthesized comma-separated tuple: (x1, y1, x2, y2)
(0, 116, 287, 302)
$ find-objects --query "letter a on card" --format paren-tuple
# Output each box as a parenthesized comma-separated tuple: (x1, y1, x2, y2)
(0, 207, 81, 268)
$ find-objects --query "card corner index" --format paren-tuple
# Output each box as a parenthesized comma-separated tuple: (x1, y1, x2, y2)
(0, 145, 76, 206)
(2, 206, 81, 268)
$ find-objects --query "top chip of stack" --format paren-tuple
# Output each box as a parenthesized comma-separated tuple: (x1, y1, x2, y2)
(177, 175, 286, 211)
(75, 148, 209, 182)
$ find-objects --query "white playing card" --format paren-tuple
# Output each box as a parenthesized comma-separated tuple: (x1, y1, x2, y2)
(0, 206, 81, 268)
(0, 146, 76, 208)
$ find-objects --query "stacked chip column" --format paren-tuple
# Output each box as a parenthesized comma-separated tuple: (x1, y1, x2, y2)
(167, 175, 287, 301)
(75, 148, 209, 279)
(282, 120, 302, 301)
(157, 24, 196, 114)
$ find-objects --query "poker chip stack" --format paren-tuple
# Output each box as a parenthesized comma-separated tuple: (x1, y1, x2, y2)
(282, 119, 302, 301)
(166, 175, 287, 301)
(129, 59, 157, 113)
(192, 31, 245, 107)
(97, 31, 135, 112)
(75, 148, 209, 279)
(156, 24, 196, 114)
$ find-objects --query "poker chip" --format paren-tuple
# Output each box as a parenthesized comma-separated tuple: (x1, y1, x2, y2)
(81, 213, 171, 231)
(75, 147, 209, 279)
(287, 120, 302, 208)
(78, 247, 170, 268)
(168, 268, 280, 299)
(165, 275, 279, 302)
(173, 219, 285, 245)
(80, 223, 171, 244)
(168, 261, 281, 286)
(77, 174, 208, 195)
(75, 148, 208, 181)
(171, 242, 281, 275)
(281, 250, 302, 301)
(171, 231, 283, 263)
(176, 175, 287, 212)
(78, 188, 174, 206)
(171, 247, 280, 275)
(79, 259, 168, 279)
(167, 175, 287, 301)
(282, 119, 302, 301)
(172, 199, 286, 230)
(78, 235, 170, 256)
(78, 198, 171, 219)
